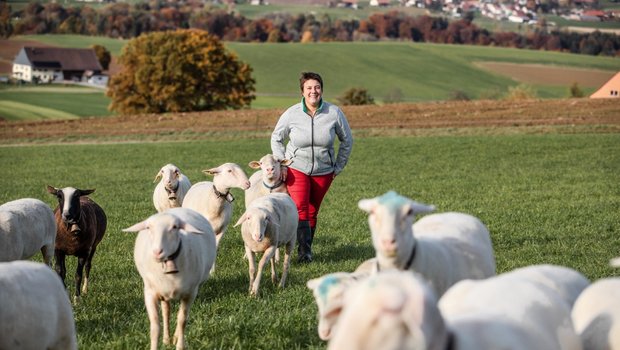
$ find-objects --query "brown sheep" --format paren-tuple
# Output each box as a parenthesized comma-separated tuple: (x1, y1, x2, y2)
(47, 186, 107, 301)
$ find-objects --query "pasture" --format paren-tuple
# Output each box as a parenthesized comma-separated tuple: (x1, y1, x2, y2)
(0, 132, 618, 349)
(2, 36, 618, 120)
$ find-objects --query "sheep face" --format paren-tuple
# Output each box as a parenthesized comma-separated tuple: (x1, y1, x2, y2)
(249, 155, 292, 183)
(47, 186, 95, 227)
(204, 163, 250, 190)
(124, 213, 202, 263)
(307, 273, 359, 340)
(328, 271, 444, 350)
(358, 191, 434, 263)
(155, 164, 182, 199)
(235, 208, 274, 242)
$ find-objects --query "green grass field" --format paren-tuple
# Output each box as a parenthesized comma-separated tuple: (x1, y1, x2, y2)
(0, 86, 112, 120)
(0, 133, 618, 349)
(4, 36, 619, 119)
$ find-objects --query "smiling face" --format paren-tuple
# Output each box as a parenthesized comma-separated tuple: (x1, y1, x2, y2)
(302, 79, 323, 110)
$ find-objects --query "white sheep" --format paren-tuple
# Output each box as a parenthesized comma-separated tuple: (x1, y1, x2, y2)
(234, 193, 297, 296)
(571, 272, 620, 350)
(438, 264, 585, 350)
(358, 191, 496, 296)
(124, 207, 217, 350)
(329, 267, 583, 350)
(182, 162, 250, 249)
(307, 270, 371, 341)
(0, 198, 56, 266)
(153, 164, 192, 213)
(245, 154, 291, 208)
(0, 260, 77, 350)
(327, 270, 449, 350)
(505, 264, 590, 307)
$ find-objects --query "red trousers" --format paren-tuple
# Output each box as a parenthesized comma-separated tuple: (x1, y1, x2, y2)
(286, 168, 334, 229)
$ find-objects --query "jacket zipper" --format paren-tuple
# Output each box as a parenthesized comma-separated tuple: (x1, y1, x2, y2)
(310, 112, 315, 175)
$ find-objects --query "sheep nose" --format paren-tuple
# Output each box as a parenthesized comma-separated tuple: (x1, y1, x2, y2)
(382, 238, 397, 251)
(153, 248, 164, 258)
(243, 181, 251, 190)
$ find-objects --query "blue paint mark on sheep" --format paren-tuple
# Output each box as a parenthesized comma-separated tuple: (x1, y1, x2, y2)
(318, 275, 341, 303)
(377, 191, 408, 210)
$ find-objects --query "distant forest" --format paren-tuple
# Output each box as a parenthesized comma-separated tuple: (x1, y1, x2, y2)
(1, 1, 618, 56)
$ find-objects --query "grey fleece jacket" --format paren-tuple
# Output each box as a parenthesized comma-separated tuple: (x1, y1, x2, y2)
(271, 99, 353, 176)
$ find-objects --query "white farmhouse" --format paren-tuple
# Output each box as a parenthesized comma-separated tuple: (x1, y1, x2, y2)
(12, 47, 104, 84)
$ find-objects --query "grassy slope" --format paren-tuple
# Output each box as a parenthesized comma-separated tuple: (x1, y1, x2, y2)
(1, 133, 618, 349)
(5, 35, 620, 117)
(0, 87, 112, 120)
(0, 100, 78, 120)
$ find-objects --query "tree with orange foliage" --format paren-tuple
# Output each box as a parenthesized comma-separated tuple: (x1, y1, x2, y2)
(107, 29, 255, 114)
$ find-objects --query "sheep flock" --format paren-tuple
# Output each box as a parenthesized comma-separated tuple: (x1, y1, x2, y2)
(1, 155, 618, 350)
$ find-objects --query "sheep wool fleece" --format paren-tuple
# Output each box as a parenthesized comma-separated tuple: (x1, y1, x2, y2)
(271, 99, 353, 176)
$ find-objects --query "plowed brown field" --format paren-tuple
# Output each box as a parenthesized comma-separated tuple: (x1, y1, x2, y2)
(475, 62, 616, 87)
(1, 98, 618, 145)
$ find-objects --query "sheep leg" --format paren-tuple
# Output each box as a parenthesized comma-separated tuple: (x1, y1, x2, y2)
(279, 241, 294, 288)
(74, 255, 87, 300)
(82, 246, 97, 295)
(270, 255, 278, 284)
(54, 250, 67, 288)
(215, 231, 224, 249)
(41, 244, 54, 267)
(245, 245, 256, 293)
(144, 289, 160, 350)
(162, 300, 171, 345)
(173, 292, 197, 350)
(251, 245, 276, 296)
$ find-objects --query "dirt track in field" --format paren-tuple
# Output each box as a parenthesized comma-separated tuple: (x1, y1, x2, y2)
(475, 62, 617, 87)
(1, 98, 618, 144)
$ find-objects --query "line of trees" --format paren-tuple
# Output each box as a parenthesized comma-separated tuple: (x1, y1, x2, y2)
(1, 1, 618, 56)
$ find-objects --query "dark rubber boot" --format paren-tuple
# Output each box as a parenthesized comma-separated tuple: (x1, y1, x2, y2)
(297, 220, 312, 263)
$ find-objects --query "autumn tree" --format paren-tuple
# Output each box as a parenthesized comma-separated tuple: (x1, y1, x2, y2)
(107, 29, 255, 114)
(91, 44, 111, 71)
(0, 2, 12, 38)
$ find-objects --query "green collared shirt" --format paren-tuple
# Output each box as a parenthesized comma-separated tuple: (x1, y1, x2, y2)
(301, 97, 324, 116)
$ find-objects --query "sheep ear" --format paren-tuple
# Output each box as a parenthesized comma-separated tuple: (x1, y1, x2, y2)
(181, 222, 204, 235)
(78, 189, 95, 196)
(234, 213, 247, 227)
(280, 159, 292, 167)
(248, 161, 261, 169)
(408, 201, 435, 215)
(123, 220, 148, 233)
(46, 185, 58, 195)
(154, 172, 162, 183)
(203, 168, 219, 176)
(306, 277, 321, 290)
(610, 257, 620, 268)
(358, 198, 376, 213)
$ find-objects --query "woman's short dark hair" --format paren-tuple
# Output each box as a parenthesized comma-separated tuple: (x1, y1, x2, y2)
(299, 72, 323, 91)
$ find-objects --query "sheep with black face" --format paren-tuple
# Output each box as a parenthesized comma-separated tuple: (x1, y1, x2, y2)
(47, 185, 107, 301)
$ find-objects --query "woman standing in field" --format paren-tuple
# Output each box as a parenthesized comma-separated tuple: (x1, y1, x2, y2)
(271, 72, 353, 263)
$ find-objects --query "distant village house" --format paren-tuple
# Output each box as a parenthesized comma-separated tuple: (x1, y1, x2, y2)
(590, 72, 620, 98)
(12, 47, 106, 85)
